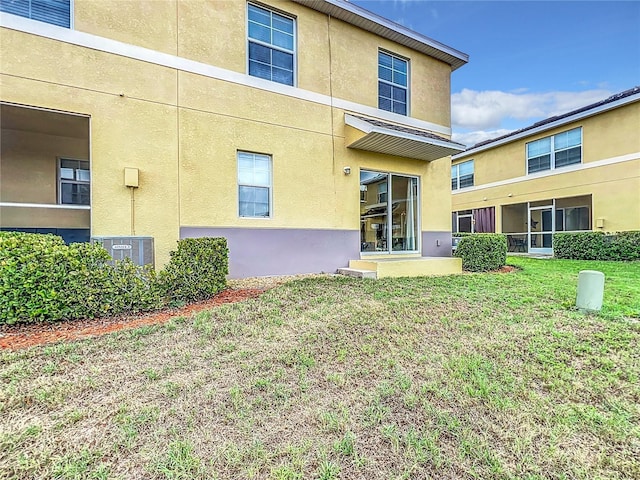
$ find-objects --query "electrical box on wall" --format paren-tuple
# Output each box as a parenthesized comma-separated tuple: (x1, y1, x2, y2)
(91, 236, 154, 267)
(124, 167, 139, 187)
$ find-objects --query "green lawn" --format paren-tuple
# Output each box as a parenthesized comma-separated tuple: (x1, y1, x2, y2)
(1, 257, 639, 479)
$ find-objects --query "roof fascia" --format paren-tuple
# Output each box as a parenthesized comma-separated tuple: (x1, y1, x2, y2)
(291, 0, 468, 70)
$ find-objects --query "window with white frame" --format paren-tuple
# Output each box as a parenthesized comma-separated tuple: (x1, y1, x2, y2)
(378, 51, 408, 115)
(238, 151, 271, 218)
(247, 3, 295, 86)
(556, 206, 590, 231)
(59, 158, 90, 205)
(451, 160, 474, 190)
(0, 0, 71, 28)
(377, 181, 388, 203)
(527, 127, 582, 174)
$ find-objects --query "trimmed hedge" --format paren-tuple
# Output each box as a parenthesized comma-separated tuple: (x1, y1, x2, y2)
(554, 231, 640, 261)
(0, 233, 229, 325)
(453, 233, 507, 272)
(0, 232, 162, 324)
(158, 237, 229, 303)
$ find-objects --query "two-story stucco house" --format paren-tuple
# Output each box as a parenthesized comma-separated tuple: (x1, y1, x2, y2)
(1, 0, 468, 277)
(451, 86, 640, 255)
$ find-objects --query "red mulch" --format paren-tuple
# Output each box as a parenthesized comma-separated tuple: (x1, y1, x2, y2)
(0, 288, 265, 352)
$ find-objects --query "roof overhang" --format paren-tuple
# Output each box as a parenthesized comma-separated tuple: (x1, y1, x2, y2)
(345, 114, 466, 161)
(291, 0, 468, 71)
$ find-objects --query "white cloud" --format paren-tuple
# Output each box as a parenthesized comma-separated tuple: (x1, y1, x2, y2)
(451, 88, 612, 131)
(452, 129, 515, 148)
(392, 0, 412, 10)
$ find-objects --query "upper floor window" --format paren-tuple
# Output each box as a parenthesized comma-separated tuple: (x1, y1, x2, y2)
(377, 181, 388, 203)
(451, 160, 474, 190)
(59, 158, 89, 205)
(527, 127, 582, 174)
(238, 151, 271, 218)
(0, 0, 71, 28)
(247, 3, 295, 86)
(378, 51, 408, 115)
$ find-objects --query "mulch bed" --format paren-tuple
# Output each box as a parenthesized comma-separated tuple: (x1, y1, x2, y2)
(0, 288, 266, 352)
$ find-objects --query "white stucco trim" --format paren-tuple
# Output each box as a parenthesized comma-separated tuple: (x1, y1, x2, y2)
(0, 13, 452, 136)
(451, 152, 640, 194)
(0, 202, 91, 210)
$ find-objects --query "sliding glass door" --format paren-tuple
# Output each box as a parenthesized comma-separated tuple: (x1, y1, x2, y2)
(360, 170, 419, 254)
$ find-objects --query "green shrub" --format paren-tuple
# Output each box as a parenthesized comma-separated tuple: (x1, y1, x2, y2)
(607, 231, 640, 261)
(553, 232, 605, 260)
(0, 232, 70, 322)
(554, 231, 640, 261)
(453, 233, 507, 272)
(64, 246, 162, 319)
(0, 232, 162, 325)
(158, 237, 228, 303)
(0, 233, 230, 324)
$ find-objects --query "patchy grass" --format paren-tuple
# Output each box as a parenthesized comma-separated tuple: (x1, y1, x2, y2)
(1, 257, 638, 479)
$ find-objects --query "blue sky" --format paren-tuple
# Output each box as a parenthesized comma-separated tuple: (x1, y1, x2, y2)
(352, 0, 640, 146)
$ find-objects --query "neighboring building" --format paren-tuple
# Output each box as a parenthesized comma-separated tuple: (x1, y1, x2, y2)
(0, 0, 467, 277)
(451, 87, 640, 254)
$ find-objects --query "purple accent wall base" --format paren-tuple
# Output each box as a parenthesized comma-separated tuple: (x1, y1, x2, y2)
(180, 227, 360, 278)
(421, 231, 454, 257)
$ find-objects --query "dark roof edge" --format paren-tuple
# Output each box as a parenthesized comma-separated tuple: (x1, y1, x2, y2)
(453, 86, 640, 159)
(290, 0, 469, 71)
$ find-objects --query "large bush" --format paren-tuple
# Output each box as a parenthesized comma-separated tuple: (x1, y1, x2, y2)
(453, 233, 507, 272)
(554, 231, 640, 261)
(158, 237, 229, 303)
(64, 243, 162, 318)
(0, 232, 162, 324)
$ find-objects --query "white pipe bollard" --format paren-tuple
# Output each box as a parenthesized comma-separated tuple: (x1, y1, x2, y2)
(576, 270, 605, 312)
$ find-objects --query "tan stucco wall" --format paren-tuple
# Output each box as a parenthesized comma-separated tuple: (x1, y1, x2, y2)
(74, 0, 179, 55)
(0, 205, 89, 228)
(582, 103, 640, 162)
(1, 129, 88, 204)
(0, 30, 180, 265)
(453, 101, 640, 186)
(1, 0, 457, 266)
(452, 101, 640, 233)
(70, 0, 451, 126)
(320, 10, 452, 125)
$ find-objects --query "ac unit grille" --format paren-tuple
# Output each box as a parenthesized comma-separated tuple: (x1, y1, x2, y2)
(91, 236, 154, 267)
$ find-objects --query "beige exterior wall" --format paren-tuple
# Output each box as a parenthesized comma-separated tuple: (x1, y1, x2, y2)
(452, 101, 640, 234)
(70, 0, 451, 126)
(1, 0, 458, 268)
(1, 125, 90, 229)
(0, 205, 89, 229)
(1, 129, 88, 204)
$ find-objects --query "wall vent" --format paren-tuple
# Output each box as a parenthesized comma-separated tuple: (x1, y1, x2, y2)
(91, 236, 154, 267)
